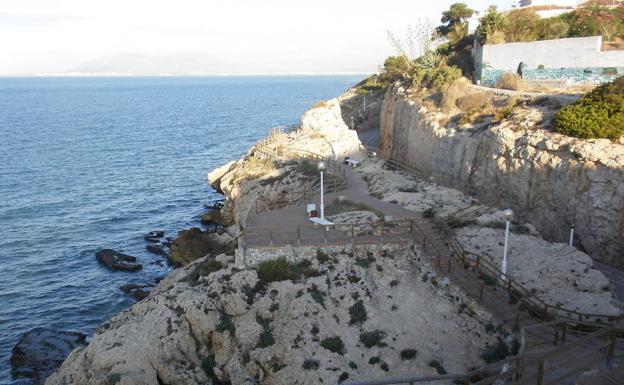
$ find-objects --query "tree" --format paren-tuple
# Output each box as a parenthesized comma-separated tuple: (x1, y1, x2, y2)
(438, 3, 475, 36)
(479, 6, 507, 44)
(504, 8, 540, 42)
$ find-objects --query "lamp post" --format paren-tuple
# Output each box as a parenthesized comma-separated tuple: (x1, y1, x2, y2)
(501, 209, 513, 279)
(569, 225, 575, 247)
(318, 161, 326, 220)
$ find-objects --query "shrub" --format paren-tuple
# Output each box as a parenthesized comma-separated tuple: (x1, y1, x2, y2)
(554, 76, 624, 140)
(312, 100, 329, 109)
(183, 259, 223, 286)
(422, 63, 462, 90)
(201, 354, 216, 376)
(339, 372, 350, 383)
(496, 73, 525, 91)
(359, 330, 387, 348)
(423, 207, 436, 218)
(429, 360, 448, 375)
(295, 160, 318, 177)
(368, 356, 381, 364)
(349, 300, 368, 325)
(379, 56, 411, 84)
(108, 374, 121, 385)
(302, 359, 320, 370)
(400, 349, 418, 360)
(325, 198, 383, 218)
(320, 336, 345, 354)
(308, 284, 327, 307)
(256, 315, 275, 348)
(480, 338, 518, 363)
(316, 248, 330, 264)
(456, 92, 492, 112)
(355, 75, 387, 95)
(257, 258, 299, 282)
(216, 313, 236, 335)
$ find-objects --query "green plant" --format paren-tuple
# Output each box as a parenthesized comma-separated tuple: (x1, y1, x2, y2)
(308, 284, 327, 307)
(256, 315, 275, 348)
(480, 338, 518, 363)
(216, 313, 236, 335)
(400, 349, 418, 360)
(437, 3, 475, 37)
(339, 372, 350, 383)
(325, 198, 383, 219)
(183, 259, 223, 286)
(349, 300, 368, 325)
(257, 258, 300, 282)
(302, 359, 320, 370)
(320, 336, 345, 354)
(479, 6, 507, 44)
(429, 360, 448, 375)
(504, 8, 540, 42)
(269, 303, 280, 312)
(316, 248, 330, 264)
(423, 207, 436, 218)
(360, 330, 387, 348)
(603, 67, 618, 76)
(201, 354, 216, 376)
(108, 374, 121, 385)
(368, 356, 381, 364)
(295, 160, 319, 177)
(554, 76, 624, 140)
(355, 255, 375, 268)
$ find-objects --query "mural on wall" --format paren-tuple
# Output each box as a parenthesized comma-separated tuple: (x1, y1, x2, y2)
(481, 67, 623, 85)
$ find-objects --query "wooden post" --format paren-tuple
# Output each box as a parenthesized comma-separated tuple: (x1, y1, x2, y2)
(351, 225, 355, 242)
(410, 219, 414, 234)
(423, 237, 427, 253)
(554, 330, 560, 346)
(270, 230, 274, 246)
(537, 361, 544, 385)
(543, 305, 548, 320)
(561, 322, 567, 345)
(380, 223, 385, 244)
(447, 258, 452, 273)
(324, 227, 328, 244)
(507, 278, 512, 293)
(297, 226, 301, 245)
(476, 255, 481, 271)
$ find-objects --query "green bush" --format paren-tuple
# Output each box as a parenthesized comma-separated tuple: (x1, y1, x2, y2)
(480, 338, 518, 364)
(216, 313, 236, 335)
(359, 330, 387, 348)
(316, 249, 330, 264)
(302, 359, 320, 370)
(320, 336, 345, 354)
(349, 300, 368, 325)
(400, 349, 418, 360)
(256, 315, 275, 348)
(257, 258, 300, 282)
(107, 374, 122, 385)
(554, 76, 624, 140)
(183, 259, 223, 286)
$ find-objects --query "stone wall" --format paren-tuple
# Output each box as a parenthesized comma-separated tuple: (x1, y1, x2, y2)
(379, 87, 624, 267)
(474, 36, 624, 84)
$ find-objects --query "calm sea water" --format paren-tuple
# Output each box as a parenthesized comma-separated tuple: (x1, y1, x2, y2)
(0, 75, 361, 383)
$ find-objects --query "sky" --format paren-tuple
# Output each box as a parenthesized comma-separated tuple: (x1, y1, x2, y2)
(0, 0, 513, 76)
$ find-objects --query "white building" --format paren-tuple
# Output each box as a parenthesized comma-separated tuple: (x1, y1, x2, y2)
(518, 0, 580, 17)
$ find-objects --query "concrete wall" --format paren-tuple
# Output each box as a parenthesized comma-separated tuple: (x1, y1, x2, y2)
(475, 36, 624, 81)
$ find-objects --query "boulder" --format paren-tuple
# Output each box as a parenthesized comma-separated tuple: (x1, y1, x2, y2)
(120, 284, 154, 301)
(200, 209, 222, 225)
(146, 243, 169, 257)
(11, 328, 86, 384)
(169, 228, 214, 267)
(96, 249, 142, 272)
(144, 231, 164, 243)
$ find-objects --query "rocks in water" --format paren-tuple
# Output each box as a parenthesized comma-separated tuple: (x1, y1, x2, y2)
(200, 209, 222, 225)
(96, 249, 142, 272)
(11, 328, 86, 385)
(120, 283, 154, 301)
(144, 230, 165, 243)
(146, 243, 169, 257)
(169, 227, 214, 267)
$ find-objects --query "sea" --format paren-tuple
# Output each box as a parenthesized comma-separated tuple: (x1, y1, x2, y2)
(0, 75, 362, 384)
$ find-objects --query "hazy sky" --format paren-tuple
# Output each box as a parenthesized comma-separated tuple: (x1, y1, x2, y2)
(0, 0, 512, 75)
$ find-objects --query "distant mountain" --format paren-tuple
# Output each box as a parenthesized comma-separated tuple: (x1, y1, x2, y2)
(71, 53, 232, 76)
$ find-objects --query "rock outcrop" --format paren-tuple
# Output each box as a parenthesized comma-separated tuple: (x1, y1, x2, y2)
(95, 249, 142, 272)
(380, 86, 624, 266)
(169, 227, 234, 267)
(46, 248, 508, 385)
(12, 329, 86, 385)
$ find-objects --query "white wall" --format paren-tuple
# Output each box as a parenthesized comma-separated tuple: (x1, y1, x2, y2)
(476, 36, 624, 78)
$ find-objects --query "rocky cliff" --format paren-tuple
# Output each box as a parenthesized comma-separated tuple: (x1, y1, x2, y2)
(379, 86, 624, 267)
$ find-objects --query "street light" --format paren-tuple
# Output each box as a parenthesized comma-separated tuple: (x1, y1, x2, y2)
(318, 161, 326, 220)
(501, 209, 513, 279)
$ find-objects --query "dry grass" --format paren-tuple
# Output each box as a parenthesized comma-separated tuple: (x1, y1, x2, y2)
(456, 92, 493, 112)
(496, 73, 526, 91)
(312, 100, 329, 109)
(441, 78, 472, 112)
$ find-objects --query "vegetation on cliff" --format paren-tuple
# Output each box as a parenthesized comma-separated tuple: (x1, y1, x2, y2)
(478, 3, 624, 45)
(554, 76, 624, 139)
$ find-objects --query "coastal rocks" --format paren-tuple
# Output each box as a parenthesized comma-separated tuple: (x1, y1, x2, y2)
(11, 328, 86, 385)
(144, 231, 164, 243)
(456, 226, 621, 315)
(120, 283, 154, 301)
(200, 208, 222, 225)
(169, 227, 235, 267)
(145, 243, 169, 257)
(95, 249, 142, 272)
(379, 86, 624, 266)
(46, 249, 505, 385)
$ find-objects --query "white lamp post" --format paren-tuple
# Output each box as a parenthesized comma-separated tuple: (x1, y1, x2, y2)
(318, 161, 326, 220)
(501, 209, 513, 279)
(569, 225, 575, 247)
